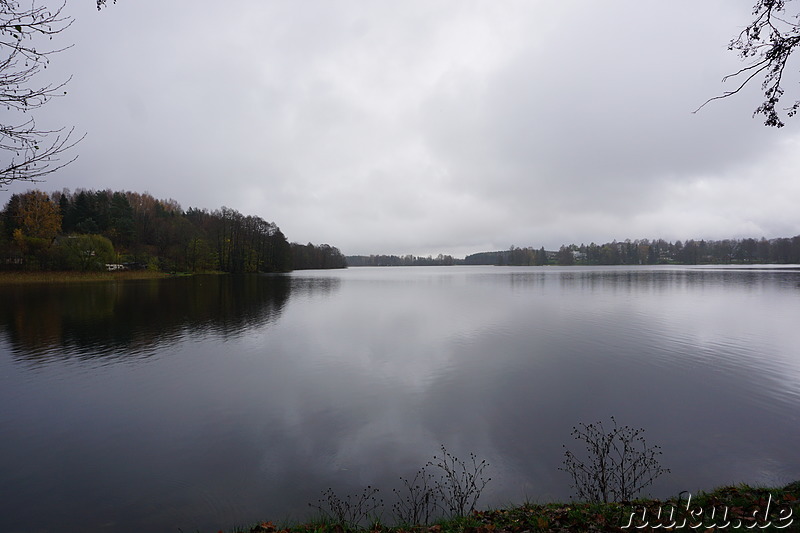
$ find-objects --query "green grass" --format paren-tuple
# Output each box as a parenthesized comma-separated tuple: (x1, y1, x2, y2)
(0, 270, 173, 284)
(223, 482, 800, 533)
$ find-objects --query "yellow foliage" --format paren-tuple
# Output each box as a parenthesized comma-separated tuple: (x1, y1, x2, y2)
(18, 190, 62, 241)
(12, 228, 25, 250)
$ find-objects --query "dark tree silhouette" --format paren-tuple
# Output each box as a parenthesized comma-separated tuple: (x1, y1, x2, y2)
(698, 0, 800, 127)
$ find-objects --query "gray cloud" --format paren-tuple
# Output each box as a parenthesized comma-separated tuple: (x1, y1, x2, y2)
(2, 0, 798, 255)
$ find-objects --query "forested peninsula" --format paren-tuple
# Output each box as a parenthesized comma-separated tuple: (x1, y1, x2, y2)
(0, 189, 346, 273)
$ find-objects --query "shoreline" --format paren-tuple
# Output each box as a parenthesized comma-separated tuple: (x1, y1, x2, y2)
(229, 482, 800, 533)
(0, 270, 176, 285)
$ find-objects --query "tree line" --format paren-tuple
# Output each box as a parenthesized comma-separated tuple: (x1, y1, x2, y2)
(291, 242, 348, 270)
(347, 237, 800, 268)
(0, 189, 346, 272)
(467, 237, 800, 266)
(346, 254, 456, 267)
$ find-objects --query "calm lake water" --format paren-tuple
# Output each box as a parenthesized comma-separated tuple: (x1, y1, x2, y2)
(1, 265, 799, 532)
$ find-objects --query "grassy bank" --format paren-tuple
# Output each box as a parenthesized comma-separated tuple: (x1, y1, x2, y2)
(0, 270, 174, 285)
(229, 483, 799, 533)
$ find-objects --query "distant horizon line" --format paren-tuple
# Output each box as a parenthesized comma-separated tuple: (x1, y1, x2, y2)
(343, 234, 800, 264)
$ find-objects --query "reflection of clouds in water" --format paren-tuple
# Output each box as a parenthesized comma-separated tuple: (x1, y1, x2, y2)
(260, 267, 800, 507)
(279, 271, 517, 392)
(250, 271, 562, 505)
(609, 269, 800, 408)
(2, 266, 800, 532)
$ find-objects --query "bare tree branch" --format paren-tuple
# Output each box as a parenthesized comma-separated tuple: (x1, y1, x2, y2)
(0, 0, 80, 187)
(694, 59, 772, 113)
(699, 0, 800, 127)
(0, 123, 84, 187)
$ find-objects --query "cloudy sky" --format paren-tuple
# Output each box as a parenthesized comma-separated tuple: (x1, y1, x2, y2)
(3, 0, 800, 256)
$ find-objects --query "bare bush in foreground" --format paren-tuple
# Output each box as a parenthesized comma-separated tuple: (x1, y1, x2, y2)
(560, 416, 669, 503)
(392, 467, 439, 525)
(428, 445, 491, 517)
(310, 486, 383, 529)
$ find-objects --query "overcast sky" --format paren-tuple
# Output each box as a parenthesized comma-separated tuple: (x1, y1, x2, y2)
(2, 0, 799, 256)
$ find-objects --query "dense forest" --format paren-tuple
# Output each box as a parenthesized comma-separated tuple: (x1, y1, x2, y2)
(0, 189, 346, 272)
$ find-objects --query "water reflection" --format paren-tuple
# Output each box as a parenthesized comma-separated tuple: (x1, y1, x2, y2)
(500, 265, 798, 293)
(0, 274, 294, 365)
(289, 274, 343, 298)
(1, 266, 799, 533)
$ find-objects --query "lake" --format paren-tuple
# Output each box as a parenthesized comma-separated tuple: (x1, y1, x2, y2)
(1, 265, 799, 532)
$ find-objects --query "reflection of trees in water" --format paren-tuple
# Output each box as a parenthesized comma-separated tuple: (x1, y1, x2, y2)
(540, 268, 796, 293)
(288, 275, 342, 298)
(0, 274, 296, 364)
